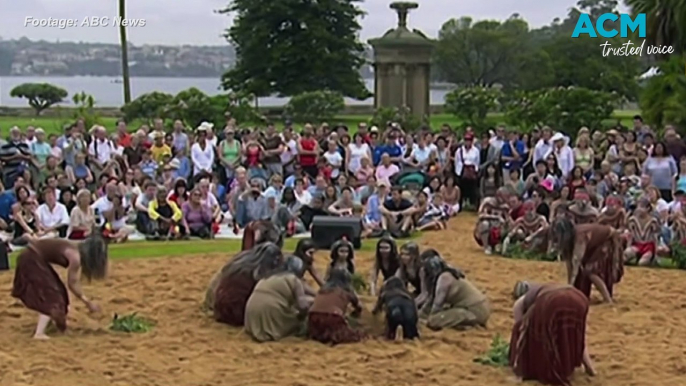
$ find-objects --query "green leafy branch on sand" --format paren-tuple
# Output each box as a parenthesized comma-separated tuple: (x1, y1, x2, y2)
(110, 313, 155, 333)
(473, 334, 510, 367)
(501, 243, 557, 262)
(351, 272, 369, 293)
(668, 242, 686, 270)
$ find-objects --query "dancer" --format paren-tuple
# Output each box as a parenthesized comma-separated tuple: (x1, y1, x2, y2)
(325, 238, 355, 279)
(307, 268, 365, 345)
(549, 217, 623, 303)
(396, 241, 425, 297)
(204, 223, 283, 311)
(372, 276, 419, 340)
(241, 220, 283, 251)
(293, 238, 324, 288)
(207, 242, 283, 325)
(567, 189, 599, 224)
(510, 281, 595, 384)
(244, 257, 313, 342)
(12, 237, 108, 339)
(369, 236, 400, 296)
(473, 188, 510, 254)
(501, 200, 548, 255)
(420, 251, 490, 330)
(625, 198, 660, 266)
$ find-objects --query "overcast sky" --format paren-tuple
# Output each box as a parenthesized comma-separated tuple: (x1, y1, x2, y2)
(0, 0, 627, 46)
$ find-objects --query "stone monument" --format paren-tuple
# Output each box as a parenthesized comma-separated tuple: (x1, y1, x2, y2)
(368, 2, 435, 119)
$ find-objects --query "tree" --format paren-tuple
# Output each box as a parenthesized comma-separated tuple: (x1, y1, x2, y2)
(121, 92, 174, 122)
(284, 90, 345, 123)
(434, 16, 551, 89)
(444, 86, 503, 128)
(626, 0, 686, 56)
(10, 83, 68, 115)
(640, 56, 686, 129)
(218, 0, 369, 99)
(118, 0, 132, 104)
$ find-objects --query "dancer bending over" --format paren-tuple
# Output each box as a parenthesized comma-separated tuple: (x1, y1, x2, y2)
(510, 281, 595, 385)
(12, 237, 108, 339)
(549, 217, 623, 303)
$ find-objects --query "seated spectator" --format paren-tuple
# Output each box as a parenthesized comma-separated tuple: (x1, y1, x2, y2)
(48, 133, 62, 160)
(12, 198, 45, 245)
(284, 164, 311, 189)
(36, 188, 69, 237)
(236, 178, 269, 228)
(39, 156, 63, 186)
(198, 177, 223, 230)
(375, 153, 400, 186)
(328, 187, 356, 216)
(104, 194, 132, 243)
(139, 149, 158, 179)
(168, 178, 189, 207)
(322, 185, 338, 209)
(263, 174, 284, 203)
(59, 188, 76, 214)
(307, 175, 328, 197)
(416, 192, 448, 232)
(160, 161, 178, 190)
(148, 186, 186, 240)
(355, 156, 375, 183)
(300, 195, 328, 231)
(134, 181, 158, 235)
(68, 188, 96, 240)
(183, 187, 214, 239)
(88, 126, 119, 178)
(361, 180, 388, 238)
(280, 187, 306, 235)
(294, 178, 312, 206)
(380, 186, 415, 238)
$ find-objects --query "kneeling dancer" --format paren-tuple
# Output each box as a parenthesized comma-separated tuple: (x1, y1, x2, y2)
(625, 199, 660, 266)
(212, 242, 283, 326)
(307, 268, 366, 345)
(549, 217, 623, 303)
(12, 237, 108, 339)
(372, 276, 419, 340)
(420, 251, 490, 330)
(510, 281, 596, 385)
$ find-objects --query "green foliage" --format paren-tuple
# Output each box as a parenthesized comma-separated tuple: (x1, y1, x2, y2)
(444, 87, 503, 128)
(219, 0, 369, 99)
(669, 241, 686, 270)
(225, 91, 262, 124)
(473, 334, 510, 367)
(504, 87, 619, 134)
(10, 83, 68, 115)
(284, 90, 345, 123)
(370, 106, 424, 132)
(121, 92, 174, 123)
(626, 0, 686, 56)
(110, 313, 154, 333)
(502, 243, 557, 262)
(640, 56, 686, 130)
(71, 91, 101, 129)
(351, 272, 368, 293)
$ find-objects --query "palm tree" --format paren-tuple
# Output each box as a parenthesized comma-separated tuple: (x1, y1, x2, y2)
(118, 0, 132, 104)
(626, 0, 686, 57)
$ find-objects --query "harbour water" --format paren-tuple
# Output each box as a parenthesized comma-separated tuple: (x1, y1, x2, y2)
(0, 76, 452, 108)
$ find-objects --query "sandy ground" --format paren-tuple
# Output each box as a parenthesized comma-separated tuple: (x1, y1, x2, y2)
(2, 213, 686, 386)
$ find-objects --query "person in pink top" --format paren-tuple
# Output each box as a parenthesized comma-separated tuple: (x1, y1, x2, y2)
(375, 153, 400, 186)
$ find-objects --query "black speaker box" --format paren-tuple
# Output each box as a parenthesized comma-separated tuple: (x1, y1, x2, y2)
(0, 243, 9, 271)
(311, 216, 362, 250)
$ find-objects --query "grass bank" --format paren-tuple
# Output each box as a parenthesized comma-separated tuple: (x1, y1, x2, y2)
(6, 237, 378, 268)
(0, 110, 639, 136)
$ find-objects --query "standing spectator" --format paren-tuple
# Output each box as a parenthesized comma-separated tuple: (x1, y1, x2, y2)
(0, 126, 32, 188)
(574, 134, 595, 179)
(48, 134, 63, 160)
(551, 132, 574, 179)
(138, 149, 158, 179)
(375, 153, 400, 186)
(280, 128, 298, 176)
(454, 132, 480, 208)
(323, 140, 344, 180)
(664, 125, 686, 161)
(298, 124, 320, 179)
(150, 132, 172, 164)
(116, 119, 132, 148)
(643, 142, 677, 201)
(217, 127, 241, 181)
(261, 123, 285, 177)
(31, 128, 51, 167)
(88, 126, 117, 178)
(171, 120, 189, 155)
(500, 130, 525, 182)
(533, 126, 554, 165)
(347, 133, 371, 175)
(407, 135, 435, 171)
(123, 134, 144, 169)
(36, 188, 69, 238)
(190, 126, 215, 178)
(68, 189, 95, 240)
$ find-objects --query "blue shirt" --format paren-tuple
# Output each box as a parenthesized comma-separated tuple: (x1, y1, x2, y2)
(501, 140, 526, 170)
(0, 191, 16, 222)
(365, 194, 382, 223)
(173, 156, 191, 180)
(372, 145, 402, 166)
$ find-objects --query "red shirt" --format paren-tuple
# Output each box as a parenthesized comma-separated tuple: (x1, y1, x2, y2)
(118, 132, 132, 148)
(510, 204, 526, 221)
(318, 165, 332, 180)
(298, 138, 317, 166)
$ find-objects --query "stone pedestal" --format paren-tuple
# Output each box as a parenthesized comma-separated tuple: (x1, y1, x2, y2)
(369, 2, 434, 119)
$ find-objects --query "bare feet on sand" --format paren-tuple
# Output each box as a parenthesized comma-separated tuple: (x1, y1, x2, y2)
(33, 334, 50, 340)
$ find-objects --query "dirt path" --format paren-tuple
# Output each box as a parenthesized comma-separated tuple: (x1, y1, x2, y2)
(1, 213, 686, 386)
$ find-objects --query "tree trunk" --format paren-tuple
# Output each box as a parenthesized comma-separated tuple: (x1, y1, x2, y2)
(118, 0, 132, 104)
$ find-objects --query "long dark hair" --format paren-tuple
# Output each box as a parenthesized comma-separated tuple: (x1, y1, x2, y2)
(294, 238, 316, 265)
(225, 242, 283, 280)
(375, 236, 399, 273)
(320, 268, 353, 294)
(330, 239, 355, 274)
(423, 255, 465, 307)
(267, 255, 305, 279)
(549, 216, 576, 261)
(78, 227, 109, 281)
(378, 276, 412, 302)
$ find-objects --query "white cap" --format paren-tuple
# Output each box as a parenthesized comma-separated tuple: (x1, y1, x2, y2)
(551, 132, 565, 142)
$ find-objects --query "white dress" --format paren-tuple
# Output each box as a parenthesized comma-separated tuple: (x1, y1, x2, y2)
(347, 143, 370, 173)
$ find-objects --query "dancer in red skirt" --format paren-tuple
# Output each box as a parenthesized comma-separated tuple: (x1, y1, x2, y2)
(510, 281, 596, 385)
(12, 237, 108, 339)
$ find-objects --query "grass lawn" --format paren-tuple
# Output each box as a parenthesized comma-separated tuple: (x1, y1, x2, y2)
(6, 237, 378, 268)
(0, 110, 640, 136)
